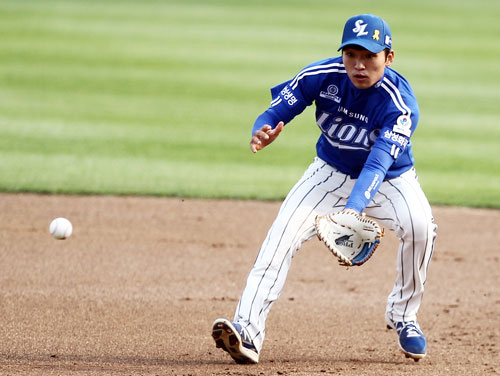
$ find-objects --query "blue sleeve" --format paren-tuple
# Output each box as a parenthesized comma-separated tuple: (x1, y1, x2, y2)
(344, 145, 394, 213)
(252, 108, 281, 135)
(251, 80, 310, 135)
(251, 61, 327, 135)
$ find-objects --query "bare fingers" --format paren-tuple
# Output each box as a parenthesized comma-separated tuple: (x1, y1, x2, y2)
(250, 125, 272, 153)
(250, 122, 284, 153)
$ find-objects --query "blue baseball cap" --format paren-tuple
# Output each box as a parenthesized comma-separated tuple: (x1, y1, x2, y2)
(338, 14, 392, 53)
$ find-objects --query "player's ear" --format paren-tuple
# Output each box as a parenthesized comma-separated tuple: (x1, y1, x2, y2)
(385, 50, 394, 67)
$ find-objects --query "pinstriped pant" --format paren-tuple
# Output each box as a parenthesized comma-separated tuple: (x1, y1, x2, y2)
(234, 157, 437, 353)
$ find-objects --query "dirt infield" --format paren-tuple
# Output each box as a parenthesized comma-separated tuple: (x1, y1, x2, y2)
(0, 193, 498, 375)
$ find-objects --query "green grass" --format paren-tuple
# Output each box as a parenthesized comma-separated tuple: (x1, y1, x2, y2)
(0, 0, 499, 207)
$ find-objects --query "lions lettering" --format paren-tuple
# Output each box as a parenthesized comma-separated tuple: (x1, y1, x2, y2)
(317, 113, 378, 150)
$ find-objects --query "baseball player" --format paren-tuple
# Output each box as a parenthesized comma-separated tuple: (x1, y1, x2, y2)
(212, 14, 437, 363)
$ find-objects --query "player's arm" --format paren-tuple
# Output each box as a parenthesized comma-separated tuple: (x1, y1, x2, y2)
(345, 123, 413, 212)
(250, 66, 320, 153)
(344, 146, 394, 213)
(346, 101, 416, 212)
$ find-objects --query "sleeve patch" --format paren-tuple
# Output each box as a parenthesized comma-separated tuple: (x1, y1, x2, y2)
(384, 130, 409, 148)
(393, 114, 412, 137)
(280, 85, 298, 106)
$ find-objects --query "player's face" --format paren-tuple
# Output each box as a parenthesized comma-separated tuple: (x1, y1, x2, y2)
(342, 48, 394, 89)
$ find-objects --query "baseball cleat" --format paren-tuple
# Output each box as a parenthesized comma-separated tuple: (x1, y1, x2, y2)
(386, 318, 427, 361)
(212, 318, 259, 364)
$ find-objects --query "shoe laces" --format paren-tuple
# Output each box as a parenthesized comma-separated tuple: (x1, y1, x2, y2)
(234, 323, 255, 348)
(397, 322, 422, 338)
(404, 323, 422, 338)
(240, 329, 252, 344)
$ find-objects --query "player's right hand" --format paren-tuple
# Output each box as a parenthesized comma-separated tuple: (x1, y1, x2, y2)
(250, 122, 284, 153)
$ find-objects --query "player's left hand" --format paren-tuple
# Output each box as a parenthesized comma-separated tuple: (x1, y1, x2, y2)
(250, 122, 284, 153)
(315, 210, 384, 267)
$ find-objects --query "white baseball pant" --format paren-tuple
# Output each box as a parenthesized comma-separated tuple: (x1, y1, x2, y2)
(234, 157, 437, 353)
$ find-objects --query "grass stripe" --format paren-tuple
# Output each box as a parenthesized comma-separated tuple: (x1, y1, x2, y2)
(0, 0, 499, 207)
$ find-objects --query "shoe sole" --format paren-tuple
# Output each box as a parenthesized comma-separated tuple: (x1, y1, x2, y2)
(402, 350, 425, 362)
(386, 324, 426, 362)
(399, 343, 426, 362)
(212, 318, 259, 364)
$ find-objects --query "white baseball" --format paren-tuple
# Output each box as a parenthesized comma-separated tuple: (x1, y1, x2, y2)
(49, 217, 73, 240)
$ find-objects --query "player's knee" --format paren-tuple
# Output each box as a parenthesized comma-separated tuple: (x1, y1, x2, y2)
(405, 215, 436, 244)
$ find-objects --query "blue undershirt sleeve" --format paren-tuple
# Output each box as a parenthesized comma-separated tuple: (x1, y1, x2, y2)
(344, 146, 395, 213)
(252, 110, 280, 135)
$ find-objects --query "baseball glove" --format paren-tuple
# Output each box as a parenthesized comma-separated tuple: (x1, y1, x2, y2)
(315, 211, 384, 267)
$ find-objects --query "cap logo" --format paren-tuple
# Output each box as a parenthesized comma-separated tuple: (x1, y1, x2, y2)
(353, 20, 369, 37)
(372, 30, 380, 41)
(385, 35, 392, 47)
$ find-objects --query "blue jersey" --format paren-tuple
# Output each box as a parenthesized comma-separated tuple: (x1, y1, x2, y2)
(253, 56, 419, 211)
